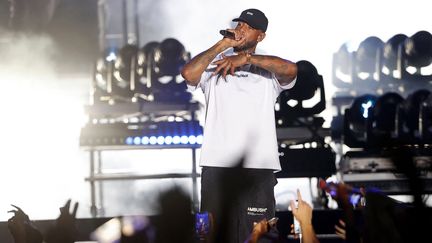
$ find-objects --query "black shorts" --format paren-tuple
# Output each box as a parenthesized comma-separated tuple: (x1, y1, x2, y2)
(200, 166, 277, 243)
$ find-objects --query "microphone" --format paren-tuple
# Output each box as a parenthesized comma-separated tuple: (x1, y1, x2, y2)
(219, 30, 235, 39)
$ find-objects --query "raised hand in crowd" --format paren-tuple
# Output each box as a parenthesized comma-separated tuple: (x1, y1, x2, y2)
(245, 217, 280, 243)
(289, 189, 319, 243)
(7, 204, 43, 243)
(45, 199, 79, 243)
(334, 219, 346, 240)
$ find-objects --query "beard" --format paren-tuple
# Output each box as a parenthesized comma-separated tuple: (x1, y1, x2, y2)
(233, 39, 258, 53)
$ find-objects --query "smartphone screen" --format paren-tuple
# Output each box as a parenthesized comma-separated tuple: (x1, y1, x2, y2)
(195, 212, 211, 239)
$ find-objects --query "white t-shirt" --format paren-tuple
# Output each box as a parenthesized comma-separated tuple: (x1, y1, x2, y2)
(188, 49, 296, 170)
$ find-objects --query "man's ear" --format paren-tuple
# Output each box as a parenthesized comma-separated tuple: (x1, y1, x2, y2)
(257, 32, 266, 42)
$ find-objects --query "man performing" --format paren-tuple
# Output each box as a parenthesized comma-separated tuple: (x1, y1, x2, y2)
(181, 8, 298, 243)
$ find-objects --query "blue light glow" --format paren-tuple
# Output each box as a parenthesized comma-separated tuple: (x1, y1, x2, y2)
(149, 136, 157, 145)
(165, 136, 173, 145)
(173, 136, 181, 144)
(188, 135, 197, 144)
(125, 137, 133, 145)
(141, 136, 149, 145)
(106, 52, 117, 62)
(128, 133, 204, 146)
(133, 136, 141, 145)
(361, 100, 373, 118)
(180, 135, 189, 144)
(196, 135, 203, 145)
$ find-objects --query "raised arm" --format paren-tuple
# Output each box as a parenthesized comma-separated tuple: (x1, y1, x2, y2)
(181, 30, 247, 86)
(181, 40, 226, 86)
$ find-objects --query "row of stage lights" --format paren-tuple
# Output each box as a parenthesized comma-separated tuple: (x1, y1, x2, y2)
(333, 30, 432, 96)
(342, 88, 432, 148)
(125, 135, 203, 146)
(93, 38, 191, 105)
(80, 121, 203, 147)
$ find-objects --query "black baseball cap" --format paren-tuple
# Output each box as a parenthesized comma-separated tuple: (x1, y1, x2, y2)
(232, 9, 268, 32)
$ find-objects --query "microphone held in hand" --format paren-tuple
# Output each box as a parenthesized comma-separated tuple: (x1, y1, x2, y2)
(219, 30, 235, 39)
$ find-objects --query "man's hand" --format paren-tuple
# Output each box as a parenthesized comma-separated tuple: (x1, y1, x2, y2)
(212, 53, 248, 78)
(220, 28, 247, 47)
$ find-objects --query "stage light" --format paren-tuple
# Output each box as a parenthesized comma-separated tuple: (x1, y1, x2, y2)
(133, 136, 141, 145)
(81, 121, 203, 147)
(180, 135, 189, 144)
(154, 38, 189, 76)
(343, 94, 378, 147)
(369, 92, 404, 147)
(188, 135, 197, 145)
(149, 136, 157, 145)
(141, 136, 150, 145)
(399, 89, 431, 143)
(157, 136, 165, 145)
(402, 30, 432, 79)
(106, 52, 117, 62)
(422, 93, 432, 143)
(381, 34, 407, 78)
(152, 38, 192, 103)
(165, 136, 173, 145)
(354, 36, 383, 81)
(173, 136, 181, 144)
(93, 48, 118, 104)
(125, 137, 133, 145)
(276, 60, 326, 125)
(332, 44, 354, 89)
(196, 135, 203, 145)
(350, 95, 377, 121)
(112, 44, 139, 99)
(137, 41, 160, 101)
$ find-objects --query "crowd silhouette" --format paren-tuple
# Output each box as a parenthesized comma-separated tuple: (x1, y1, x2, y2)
(7, 150, 432, 243)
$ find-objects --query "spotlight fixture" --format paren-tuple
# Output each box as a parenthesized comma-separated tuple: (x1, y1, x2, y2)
(354, 36, 383, 83)
(343, 94, 377, 148)
(399, 89, 432, 144)
(332, 43, 354, 90)
(112, 44, 139, 100)
(380, 34, 407, 80)
(276, 60, 326, 125)
(422, 93, 432, 143)
(92, 48, 118, 104)
(152, 38, 191, 103)
(401, 30, 432, 81)
(369, 92, 404, 147)
(137, 41, 160, 101)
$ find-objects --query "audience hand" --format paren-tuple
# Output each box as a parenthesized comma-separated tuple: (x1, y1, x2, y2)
(289, 190, 320, 243)
(7, 205, 43, 243)
(289, 189, 312, 227)
(245, 219, 269, 243)
(45, 199, 79, 243)
(334, 219, 346, 240)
